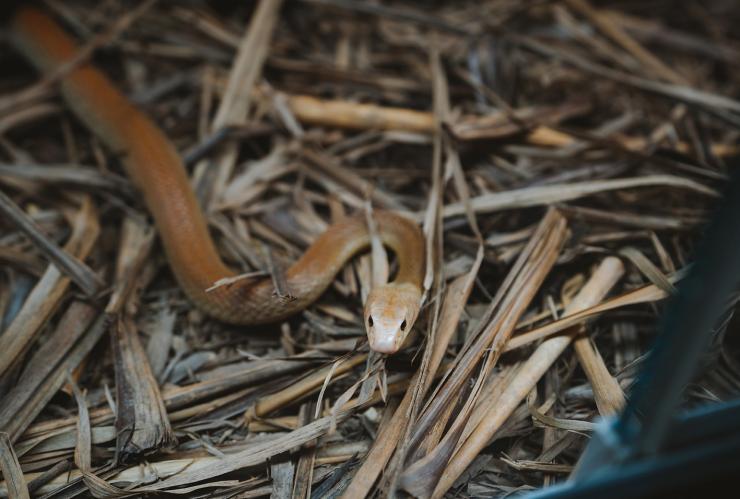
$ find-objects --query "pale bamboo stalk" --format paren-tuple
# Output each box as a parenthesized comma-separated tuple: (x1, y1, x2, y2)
(281, 92, 740, 156)
(432, 257, 625, 498)
(285, 92, 576, 148)
(527, 126, 577, 147)
(286, 94, 434, 133)
(456, 363, 523, 449)
(649, 138, 737, 157)
(522, 122, 736, 156)
(504, 278, 673, 352)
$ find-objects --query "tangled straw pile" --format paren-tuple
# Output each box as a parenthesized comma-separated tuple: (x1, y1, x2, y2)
(1, 0, 739, 497)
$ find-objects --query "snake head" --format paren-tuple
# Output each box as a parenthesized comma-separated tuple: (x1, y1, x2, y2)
(364, 282, 421, 354)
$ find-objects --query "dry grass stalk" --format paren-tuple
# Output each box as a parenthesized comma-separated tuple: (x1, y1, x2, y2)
(109, 218, 174, 459)
(0, 190, 100, 296)
(0, 163, 130, 193)
(619, 246, 677, 294)
(25, 460, 70, 495)
(0, 302, 100, 442)
(398, 210, 567, 497)
(400, 362, 521, 497)
(13, 351, 333, 446)
(291, 403, 317, 498)
(432, 257, 625, 497)
(104, 217, 155, 315)
(7, 459, 274, 497)
(0, 432, 29, 499)
(271, 459, 294, 499)
(340, 395, 404, 498)
(137, 407, 365, 492)
(197, 0, 284, 204)
(245, 353, 367, 421)
(301, 148, 406, 211)
(111, 317, 176, 459)
(571, 332, 625, 415)
(564, 0, 686, 85)
(562, 2, 691, 172)
(0, 103, 60, 140)
(440, 174, 715, 219)
(0, 198, 99, 381)
(67, 377, 91, 473)
(407, 209, 568, 457)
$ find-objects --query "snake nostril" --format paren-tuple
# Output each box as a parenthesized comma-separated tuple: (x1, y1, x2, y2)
(368, 315, 374, 327)
(400, 319, 407, 331)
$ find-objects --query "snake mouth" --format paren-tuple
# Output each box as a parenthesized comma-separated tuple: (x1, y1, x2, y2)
(368, 333, 403, 354)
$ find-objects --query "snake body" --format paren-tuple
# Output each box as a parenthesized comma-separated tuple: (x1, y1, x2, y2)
(10, 7, 425, 353)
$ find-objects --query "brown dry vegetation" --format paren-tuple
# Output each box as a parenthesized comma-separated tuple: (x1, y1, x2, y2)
(1, 0, 740, 497)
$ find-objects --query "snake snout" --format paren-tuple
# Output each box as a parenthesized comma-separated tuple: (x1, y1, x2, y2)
(364, 283, 421, 354)
(369, 331, 403, 354)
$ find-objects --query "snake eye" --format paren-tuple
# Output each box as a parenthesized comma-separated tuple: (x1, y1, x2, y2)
(368, 315, 374, 327)
(400, 319, 407, 331)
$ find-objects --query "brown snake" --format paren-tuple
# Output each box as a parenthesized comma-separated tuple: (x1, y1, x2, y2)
(9, 7, 426, 353)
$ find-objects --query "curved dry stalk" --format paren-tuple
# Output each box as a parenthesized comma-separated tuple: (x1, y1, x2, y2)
(432, 257, 625, 497)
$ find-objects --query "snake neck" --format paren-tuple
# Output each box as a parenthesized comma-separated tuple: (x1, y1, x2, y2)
(201, 211, 426, 325)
